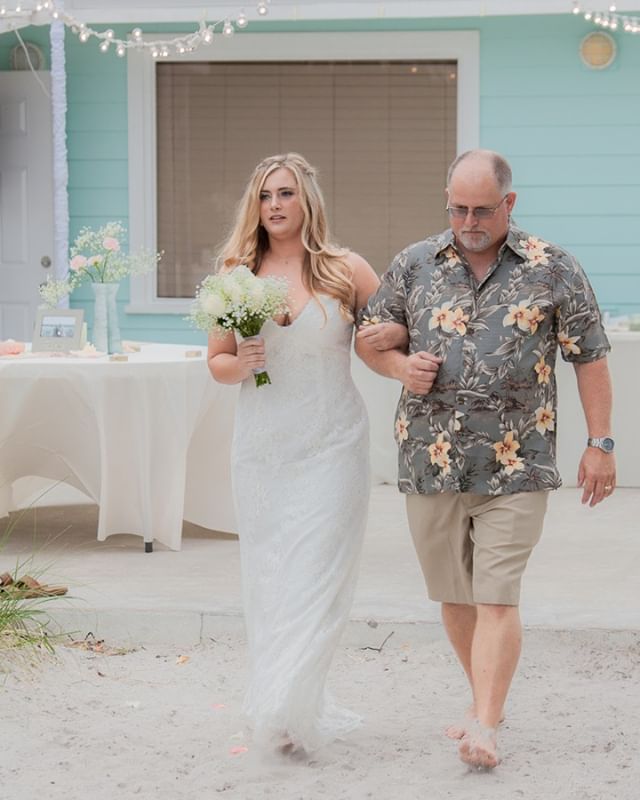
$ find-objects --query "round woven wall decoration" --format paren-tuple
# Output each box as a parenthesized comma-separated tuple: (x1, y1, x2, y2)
(580, 31, 617, 69)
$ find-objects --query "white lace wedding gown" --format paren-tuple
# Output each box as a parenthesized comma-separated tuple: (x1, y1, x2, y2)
(231, 294, 370, 753)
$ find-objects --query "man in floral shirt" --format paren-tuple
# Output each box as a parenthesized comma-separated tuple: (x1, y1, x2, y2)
(356, 149, 615, 770)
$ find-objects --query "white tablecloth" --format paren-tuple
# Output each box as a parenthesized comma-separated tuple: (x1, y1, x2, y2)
(0, 344, 239, 550)
(1, 334, 637, 550)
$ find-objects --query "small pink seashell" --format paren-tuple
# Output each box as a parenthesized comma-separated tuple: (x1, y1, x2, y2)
(211, 703, 226, 710)
(229, 746, 248, 756)
(103, 237, 120, 252)
(70, 255, 88, 271)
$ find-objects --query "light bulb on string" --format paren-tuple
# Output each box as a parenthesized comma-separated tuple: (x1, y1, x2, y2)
(609, 4, 616, 11)
(0, 0, 333, 58)
(572, 2, 581, 13)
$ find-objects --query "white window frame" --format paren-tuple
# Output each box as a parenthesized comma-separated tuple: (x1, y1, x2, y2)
(127, 30, 480, 315)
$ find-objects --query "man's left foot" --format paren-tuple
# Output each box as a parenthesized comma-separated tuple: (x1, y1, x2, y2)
(458, 721, 500, 769)
(445, 707, 505, 740)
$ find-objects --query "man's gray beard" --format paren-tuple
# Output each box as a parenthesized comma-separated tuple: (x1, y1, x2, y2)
(459, 231, 491, 252)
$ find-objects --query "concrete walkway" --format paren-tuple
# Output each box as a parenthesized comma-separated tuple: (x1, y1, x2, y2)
(2, 486, 638, 645)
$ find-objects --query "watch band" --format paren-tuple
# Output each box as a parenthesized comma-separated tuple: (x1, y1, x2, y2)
(587, 436, 615, 453)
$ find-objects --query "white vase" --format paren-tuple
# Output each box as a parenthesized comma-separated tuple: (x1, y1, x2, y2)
(91, 282, 122, 354)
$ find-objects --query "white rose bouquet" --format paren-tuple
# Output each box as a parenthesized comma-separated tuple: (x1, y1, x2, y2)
(189, 265, 289, 387)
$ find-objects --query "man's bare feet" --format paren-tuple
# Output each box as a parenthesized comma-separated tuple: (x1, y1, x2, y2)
(445, 706, 475, 740)
(458, 721, 500, 769)
(445, 706, 505, 740)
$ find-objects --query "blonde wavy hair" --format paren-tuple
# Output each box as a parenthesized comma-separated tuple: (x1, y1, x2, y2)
(217, 152, 354, 319)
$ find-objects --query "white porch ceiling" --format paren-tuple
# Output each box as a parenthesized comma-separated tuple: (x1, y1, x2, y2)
(44, 1, 640, 24)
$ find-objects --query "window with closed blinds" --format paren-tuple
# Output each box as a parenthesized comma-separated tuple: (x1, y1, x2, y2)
(156, 60, 457, 298)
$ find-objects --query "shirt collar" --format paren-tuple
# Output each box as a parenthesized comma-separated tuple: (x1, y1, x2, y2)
(434, 229, 456, 258)
(435, 225, 528, 263)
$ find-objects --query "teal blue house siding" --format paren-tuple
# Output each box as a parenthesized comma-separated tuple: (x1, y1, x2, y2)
(2, 14, 639, 343)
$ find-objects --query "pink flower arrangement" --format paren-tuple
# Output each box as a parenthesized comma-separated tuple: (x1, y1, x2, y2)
(39, 221, 160, 308)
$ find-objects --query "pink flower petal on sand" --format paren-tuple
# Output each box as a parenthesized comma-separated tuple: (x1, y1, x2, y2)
(229, 746, 248, 756)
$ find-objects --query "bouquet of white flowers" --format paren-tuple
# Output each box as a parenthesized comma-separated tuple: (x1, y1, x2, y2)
(189, 265, 289, 387)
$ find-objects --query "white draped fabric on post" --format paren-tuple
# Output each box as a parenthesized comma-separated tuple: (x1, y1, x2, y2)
(50, 7, 70, 303)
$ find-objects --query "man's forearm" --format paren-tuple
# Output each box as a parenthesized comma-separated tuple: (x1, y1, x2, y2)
(574, 357, 613, 436)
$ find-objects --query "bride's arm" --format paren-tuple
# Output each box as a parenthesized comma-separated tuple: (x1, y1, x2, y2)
(207, 330, 265, 384)
(347, 252, 409, 351)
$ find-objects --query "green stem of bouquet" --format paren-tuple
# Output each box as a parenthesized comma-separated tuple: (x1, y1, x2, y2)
(237, 315, 271, 388)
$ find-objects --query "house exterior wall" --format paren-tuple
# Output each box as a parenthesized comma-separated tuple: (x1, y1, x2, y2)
(2, 14, 639, 344)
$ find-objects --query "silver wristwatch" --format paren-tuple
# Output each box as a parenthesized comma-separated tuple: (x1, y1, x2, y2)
(587, 436, 615, 453)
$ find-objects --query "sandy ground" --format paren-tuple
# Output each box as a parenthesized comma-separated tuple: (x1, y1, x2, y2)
(2, 627, 639, 800)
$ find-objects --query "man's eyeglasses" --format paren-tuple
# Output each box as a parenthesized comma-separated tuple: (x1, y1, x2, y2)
(446, 194, 509, 220)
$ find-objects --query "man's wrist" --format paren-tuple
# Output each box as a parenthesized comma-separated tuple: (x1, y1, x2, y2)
(388, 351, 409, 382)
(586, 436, 615, 453)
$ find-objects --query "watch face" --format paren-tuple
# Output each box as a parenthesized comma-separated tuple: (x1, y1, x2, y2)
(601, 437, 615, 453)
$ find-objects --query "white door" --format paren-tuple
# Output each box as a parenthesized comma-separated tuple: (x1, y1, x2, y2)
(0, 71, 54, 340)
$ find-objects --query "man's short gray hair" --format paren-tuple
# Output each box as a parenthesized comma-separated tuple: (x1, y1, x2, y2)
(447, 150, 513, 194)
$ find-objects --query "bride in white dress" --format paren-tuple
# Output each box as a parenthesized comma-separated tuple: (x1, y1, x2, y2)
(207, 153, 407, 755)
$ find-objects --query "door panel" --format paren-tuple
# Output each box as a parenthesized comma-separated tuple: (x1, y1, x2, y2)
(0, 72, 53, 340)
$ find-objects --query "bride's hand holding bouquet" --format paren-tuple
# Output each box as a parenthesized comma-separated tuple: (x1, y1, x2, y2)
(189, 265, 288, 387)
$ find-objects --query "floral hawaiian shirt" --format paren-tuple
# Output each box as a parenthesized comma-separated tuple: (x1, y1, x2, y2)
(362, 224, 611, 495)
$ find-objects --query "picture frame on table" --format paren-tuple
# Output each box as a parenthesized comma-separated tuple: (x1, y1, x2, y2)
(32, 308, 85, 352)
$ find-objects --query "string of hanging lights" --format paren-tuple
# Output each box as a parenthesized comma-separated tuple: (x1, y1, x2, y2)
(0, 1, 272, 56)
(571, 1, 640, 33)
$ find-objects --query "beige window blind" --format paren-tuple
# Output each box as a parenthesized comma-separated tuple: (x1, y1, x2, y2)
(156, 60, 457, 298)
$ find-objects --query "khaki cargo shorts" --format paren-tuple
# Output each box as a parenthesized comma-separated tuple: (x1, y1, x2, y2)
(405, 491, 549, 606)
